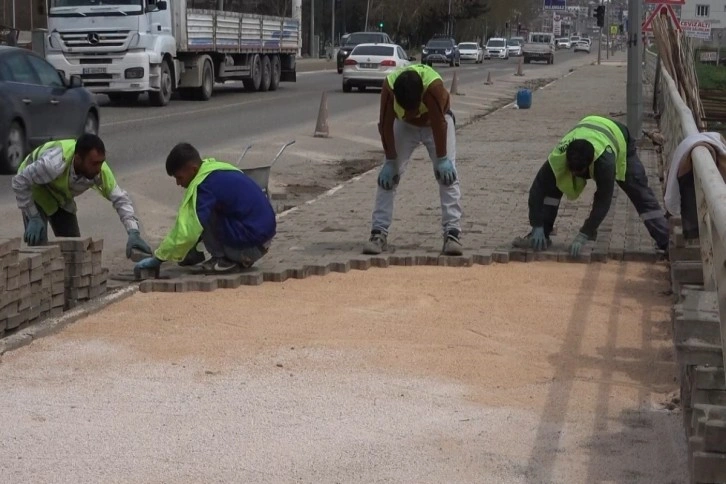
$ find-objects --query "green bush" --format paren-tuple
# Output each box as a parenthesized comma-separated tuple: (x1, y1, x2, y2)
(695, 61, 726, 90)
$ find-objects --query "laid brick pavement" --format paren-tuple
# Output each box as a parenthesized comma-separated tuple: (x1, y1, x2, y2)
(141, 55, 664, 292)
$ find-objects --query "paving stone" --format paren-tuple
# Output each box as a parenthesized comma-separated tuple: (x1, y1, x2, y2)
(329, 261, 351, 273)
(239, 273, 264, 286)
(350, 259, 371, 270)
(305, 264, 331, 276)
(263, 270, 289, 283)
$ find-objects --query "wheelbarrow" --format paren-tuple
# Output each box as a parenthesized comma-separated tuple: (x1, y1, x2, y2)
(237, 140, 296, 200)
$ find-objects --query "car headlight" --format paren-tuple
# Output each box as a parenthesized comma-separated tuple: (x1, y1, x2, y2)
(422, 49, 428, 54)
(445, 49, 452, 54)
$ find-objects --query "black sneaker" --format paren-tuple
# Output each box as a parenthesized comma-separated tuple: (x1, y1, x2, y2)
(363, 230, 388, 255)
(201, 257, 239, 273)
(179, 248, 206, 267)
(442, 230, 463, 256)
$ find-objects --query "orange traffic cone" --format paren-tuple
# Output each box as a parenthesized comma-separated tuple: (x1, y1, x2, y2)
(484, 71, 493, 85)
(314, 92, 329, 138)
(450, 71, 460, 95)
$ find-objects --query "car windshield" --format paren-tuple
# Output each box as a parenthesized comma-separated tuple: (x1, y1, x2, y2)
(487, 40, 505, 47)
(507, 40, 520, 46)
(458, 43, 478, 49)
(352, 45, 394, 56)
(530, 34, 551, 43)
(346, 33, 384, 45)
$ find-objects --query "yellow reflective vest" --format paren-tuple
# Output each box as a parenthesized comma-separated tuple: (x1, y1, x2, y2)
(386, 64, 443, 120)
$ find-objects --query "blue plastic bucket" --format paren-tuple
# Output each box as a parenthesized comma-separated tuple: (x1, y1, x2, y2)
(516, 88, 532, 109)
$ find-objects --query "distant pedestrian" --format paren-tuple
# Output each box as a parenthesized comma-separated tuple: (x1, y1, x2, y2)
(363, 64, 463, 256)
(11, 134, 152, 258)
(134, 143, 276, 275)
(514, 115, 669, 256)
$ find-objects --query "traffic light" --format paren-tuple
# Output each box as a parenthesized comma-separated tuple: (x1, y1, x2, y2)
(618, 24, 624, 34)
(594, 6, 605, 28)
(378, 21, 384, 30)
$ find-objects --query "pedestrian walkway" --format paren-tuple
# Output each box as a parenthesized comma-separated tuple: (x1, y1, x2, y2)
(138, 52, 665, 291)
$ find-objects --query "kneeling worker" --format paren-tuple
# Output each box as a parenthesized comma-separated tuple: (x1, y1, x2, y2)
(11, 134, 152, 258)
(134, 143, 276, 274)
(518, 115, 669, 255)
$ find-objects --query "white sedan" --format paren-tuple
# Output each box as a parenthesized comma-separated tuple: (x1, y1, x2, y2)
(507, 39, 523, 57)
(458, 42, 484, 63)
(573, 40, 591, 53)
(342, 43, 414, 92)
(556, 38, 572, 49)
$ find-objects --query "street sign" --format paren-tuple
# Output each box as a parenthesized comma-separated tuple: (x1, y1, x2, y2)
(680, 19, 711, 39)
(610, 24, 618, 35)
(543, 0, 566, 11)
(642, 4, 681, 32)
(644, 0, 684, 4)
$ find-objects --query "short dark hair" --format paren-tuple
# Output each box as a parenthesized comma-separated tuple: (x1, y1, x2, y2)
(393, 70, 424, 111)
(565, 139, 595, 174)
(75, 134, 105, 159)
(166, 143, 202, 176)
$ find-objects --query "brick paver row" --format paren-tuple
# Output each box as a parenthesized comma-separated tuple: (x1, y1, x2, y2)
(140, 58, 662, 293)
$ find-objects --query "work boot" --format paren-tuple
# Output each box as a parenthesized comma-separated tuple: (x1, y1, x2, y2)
(363, 230, 387, 255)
(442, 229, 464, 256)
(178, 248, 206, 267)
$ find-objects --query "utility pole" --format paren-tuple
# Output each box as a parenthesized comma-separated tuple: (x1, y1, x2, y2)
(364, 0, 370, 31)
(606, 3, 610, 60)
(626, 0, 643, 137)
(331, 0, 335, 48)
(447, 0, 452, 36)
(310, 0, 315, 56)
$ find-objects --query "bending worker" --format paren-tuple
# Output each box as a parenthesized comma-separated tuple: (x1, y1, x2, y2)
(517, 115, 669, 255)
(134, 143, 276, 274)
(11, 134, 152, 258)
(363, 64, 463, 256)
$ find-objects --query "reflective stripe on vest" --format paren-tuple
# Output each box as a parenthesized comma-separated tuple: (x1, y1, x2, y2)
(547, 116, 628, 200)
(386, 64, 443, 120)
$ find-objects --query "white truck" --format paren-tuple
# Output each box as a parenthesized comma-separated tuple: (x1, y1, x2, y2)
(43, 0, 300, 106)
(522, 32, 555, 65)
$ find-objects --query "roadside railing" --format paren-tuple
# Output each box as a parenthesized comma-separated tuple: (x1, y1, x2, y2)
(657, 64, 726, 338)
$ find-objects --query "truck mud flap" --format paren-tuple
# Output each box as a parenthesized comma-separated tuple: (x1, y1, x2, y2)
(281, 70, 296, 82)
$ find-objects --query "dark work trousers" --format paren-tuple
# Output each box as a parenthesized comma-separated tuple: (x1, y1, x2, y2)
(22, 205, 81, 246)
(537, 143, 670, 250)
(677, 170, 700, 239)
(201, 212, 270, 268)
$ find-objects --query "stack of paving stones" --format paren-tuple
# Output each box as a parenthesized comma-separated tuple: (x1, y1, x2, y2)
(53, 237, 108, 310)
(0, 238, 66, 336)
(667, 217, 726, 483)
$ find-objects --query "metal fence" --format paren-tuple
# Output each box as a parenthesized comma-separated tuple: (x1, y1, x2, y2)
(656, 58, 726, 341)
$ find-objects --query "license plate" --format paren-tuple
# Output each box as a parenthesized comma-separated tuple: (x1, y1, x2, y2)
(82, 67, 107, 75)
(359, 63, 377, 69)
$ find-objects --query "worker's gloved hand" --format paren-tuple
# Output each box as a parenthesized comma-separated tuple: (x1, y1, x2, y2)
(434, 156, 457, 186)
(569, 232, 589, 257)
(24, 215, 46, 246)
(530, 226, 547, 251)
(377, 159, 400, 190)
(126, 229, 152, 259)
(134, 257, 162, 274)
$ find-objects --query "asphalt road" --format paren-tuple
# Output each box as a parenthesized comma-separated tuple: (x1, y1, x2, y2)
(0, 49, 586, 197)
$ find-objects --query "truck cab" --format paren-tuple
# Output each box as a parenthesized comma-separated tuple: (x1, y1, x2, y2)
(522, 32, 555, 65)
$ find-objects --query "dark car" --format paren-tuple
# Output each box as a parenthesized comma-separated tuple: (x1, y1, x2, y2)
(337, 32, 393, 73)
(422, 37, 460, 67)
(0, 46, 99, 174)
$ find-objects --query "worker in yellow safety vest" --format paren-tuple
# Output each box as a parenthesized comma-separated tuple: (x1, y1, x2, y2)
(515, 115, 669, 256)
(11, 134, 152, 258)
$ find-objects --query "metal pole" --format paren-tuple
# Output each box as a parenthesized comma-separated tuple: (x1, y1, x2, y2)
(12, 0, 16, 28)
(310, 0, 315, 56)
(606, 3, 610, 60)
(447, 0, 452, 36)
(597, 26, 602, 64)
(626, 0, 642, 137)
(364, 0, 370, 32)
(331, 0, 335, 48)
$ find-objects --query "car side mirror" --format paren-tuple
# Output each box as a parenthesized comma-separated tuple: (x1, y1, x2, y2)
(409, 56, 416, 61)
(69, 74, 83, 88)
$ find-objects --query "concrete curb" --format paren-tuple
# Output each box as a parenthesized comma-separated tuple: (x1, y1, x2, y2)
(0, 285, 138, 357)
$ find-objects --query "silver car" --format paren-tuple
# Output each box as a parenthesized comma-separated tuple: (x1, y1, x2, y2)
(458, 42, 483, 63)
(342, 43, 414, 92)
(0, 46, 99, 173)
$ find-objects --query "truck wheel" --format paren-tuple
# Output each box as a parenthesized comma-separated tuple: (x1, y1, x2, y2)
(195, 59, 214, 101)
(107, 92, 139, 105)
(260, 55, 272, 92)
(149, 60, 172, 106)
(549, 55, 554, 64)
(342, 81, 352, 93)
(269, 55, 281, 91)
(243, 54, 262, 92)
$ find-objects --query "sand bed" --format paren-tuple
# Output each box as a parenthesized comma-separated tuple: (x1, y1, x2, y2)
(0, 262, 686, 483)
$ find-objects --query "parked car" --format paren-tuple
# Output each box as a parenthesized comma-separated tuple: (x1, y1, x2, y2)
(342, 43, 414, 93)
(0, 46, 99, 173)
(337, 32, 393, 74)
(485, 38, 509, 59)
(422, 37, 460, 67)
(507, 38, 523, 57)
(574, 40, 591, 53)
(457, 42, 483, 63)
(556, 37, 572, 49)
